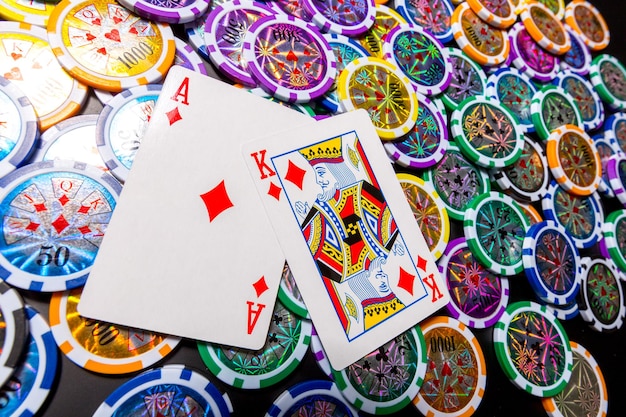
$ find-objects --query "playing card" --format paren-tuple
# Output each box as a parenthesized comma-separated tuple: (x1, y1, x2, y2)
(242, 110, 450, 369)
(79, 66, 314, 349)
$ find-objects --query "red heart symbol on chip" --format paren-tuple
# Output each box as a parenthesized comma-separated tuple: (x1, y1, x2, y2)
(86, 33, 96, 41)
(374, 91, 385, 102)
(129, 27, 138, 35)
(104, 29, 121, 42)
(97, 47, 107, 55)
(92, 18, 101, 26)
(4, 67, 22, 81)
(441, 362, 453, 376)
(113, 16, 122, 24)
(286, 50, 298, 63)
(10, 52, 21, 60)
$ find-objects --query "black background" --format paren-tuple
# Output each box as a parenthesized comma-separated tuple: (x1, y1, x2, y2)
(17, 0, 626, 416)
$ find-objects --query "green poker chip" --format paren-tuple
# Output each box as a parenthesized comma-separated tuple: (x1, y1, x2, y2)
(590, 54, 626, 111)
(530, 84, 583, 141)
(579, 257, 626, 332)
(464, 191, 530, 276)
(450, 95, 524, 168)
(493, 301, 573, 397)
(602, 209, 626, 273)
(197, 299, 312, 389)
(277, 262, 309, 319)
(331, 326, 427, 415)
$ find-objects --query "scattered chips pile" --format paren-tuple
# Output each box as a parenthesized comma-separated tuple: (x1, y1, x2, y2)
(0, 0, 624, 415)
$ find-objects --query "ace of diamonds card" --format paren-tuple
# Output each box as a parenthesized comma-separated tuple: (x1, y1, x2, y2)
(79, 67, 313, 349)
(243, 110, 450, 369)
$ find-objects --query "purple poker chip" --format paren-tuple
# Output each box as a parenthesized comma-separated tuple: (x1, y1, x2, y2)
(266, 0, 313, 21)
(242, 14, 336, 103)
(174, 37, 208, 76)
(117, 0, 210, 24)
(509, 21, 559, 83)
(560, 24, 592, 76)
(383, 23, 452, 97)
(440, 237, 510, 329)
(383, 93, 448, 169)
(301, 0, 376, 37)
(607, 153, 626, 208)
(204, 0, 276, 86)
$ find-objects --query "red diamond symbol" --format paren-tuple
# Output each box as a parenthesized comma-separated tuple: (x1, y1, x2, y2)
(51, 215, 69, 234)
(26, 221, 39, 232)
(253, 276, 269, 298)
(416, 255, 428, 272)
(397, 266, 416, 296)
(34, 203, 46, 212)
(77, 205, 90, 214)
(284, 160, 306, 190)
(58, 194, 70, 206)
(267, 182, 282, 201)
(200, 180, 234, 222)
(166, 106, 182, 126)
(78, 225, 91, 235)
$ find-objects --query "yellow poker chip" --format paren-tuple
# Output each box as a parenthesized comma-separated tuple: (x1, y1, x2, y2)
(520, 2, 570, 55)
(546, 124, 602, 197)
(0, 0, 57, 26)
(337, 57, 418, 140)
(47, 0, 176, 92)
(451, 2, 510, 66)
(564, 0, 610, 52)
(355, 5, 406, 58)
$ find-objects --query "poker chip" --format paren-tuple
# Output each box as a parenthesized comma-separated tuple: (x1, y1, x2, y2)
(337, 57, 418, 140)
(0, 305, 58, 417)
(184, 12, 211, 60)
(0, 76, 38, 179)
(589, 54, 626, 112)
(545, 301, 580, 321)
(466, 0, 516, 29)
(397, 173, 450, 260)
(382, 23, 452, 96)
(47, 0, 176, 92)
(542, 341, 608, 417)
(309, 325, 332, 379)
(520, 2, 570, 55)
(394, 0, 454, 44)
(266, 380, 358, 417)
(27, 114, 107, 171)
(277, 261, 309, 318)
(0, 280, 27, 387)
(242, 14, 336, 103)
(450, 95, 524, 168)
(204, 0, 275, 86)
(464, 191, 530, 276)
(486, 67, 538, 133)
(197, 300, 312, 389)
(603, 112, 626, 154)
(509, 22, 559, 83)
(49, 286, 181, 374)
(0, 21, 89, 132)
(412, 315, 487, 417)
(553, 71, 605, 132)
(440, 237, 510, 329)
(578, 257, 625, 332)
(606, 153, 626, 208)
(383, 93, 448, 169)
(522, 220, 581, 305)
(493, 301, 573, 397)
(0, 160, 122, 291)
(564, 0, 610, 51)
(331, 326, 427, 414)
(593, 134, 617, 198)
(301, 0, 376, 36)
(96, 84, 162, 183)
(173, 36, 208, 76)
(92, 364, 233, 417)
(354, 5, 406, 58)
(518, 200, 543, 225)
(530, 85, 583, 141)
(319, 33, 370, 114)
(530, 0, 565, 20)
(451, 2, 510, 66)
(602, 209, 626, 273)
(542, 180, 603, 249)
(490, 135, 550, 202)
(0, 0, 57, 26)
(439, 47, 487, 111)
(118, 0, 209, 24)
(265, 0, 313, 21)
(422, 142, 491, 221)
(546, 124, 602, 197)
(560, 25, 592, 76)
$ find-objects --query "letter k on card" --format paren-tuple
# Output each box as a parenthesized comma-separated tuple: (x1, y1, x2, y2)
(79, 67, 315, 349)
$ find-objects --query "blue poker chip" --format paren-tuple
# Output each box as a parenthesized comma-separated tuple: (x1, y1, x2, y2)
(0, 160, 122, 292)
(541, 180, 603, 249)
(522, 220, 581, 305)
(96, 84, 162, 183)
(560, 25, 592, 76)
(553, 70, 605, 132)
(384, 93, 448, 169)
(0, 305, 58, 417)
(267, 380, 358, 417)
(394, 0, 454, 44)
(486, 67, 537, 133)
(0, 76, 38, 180)
(93, 365, 233, 417)
(545, 301, 580, 321)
